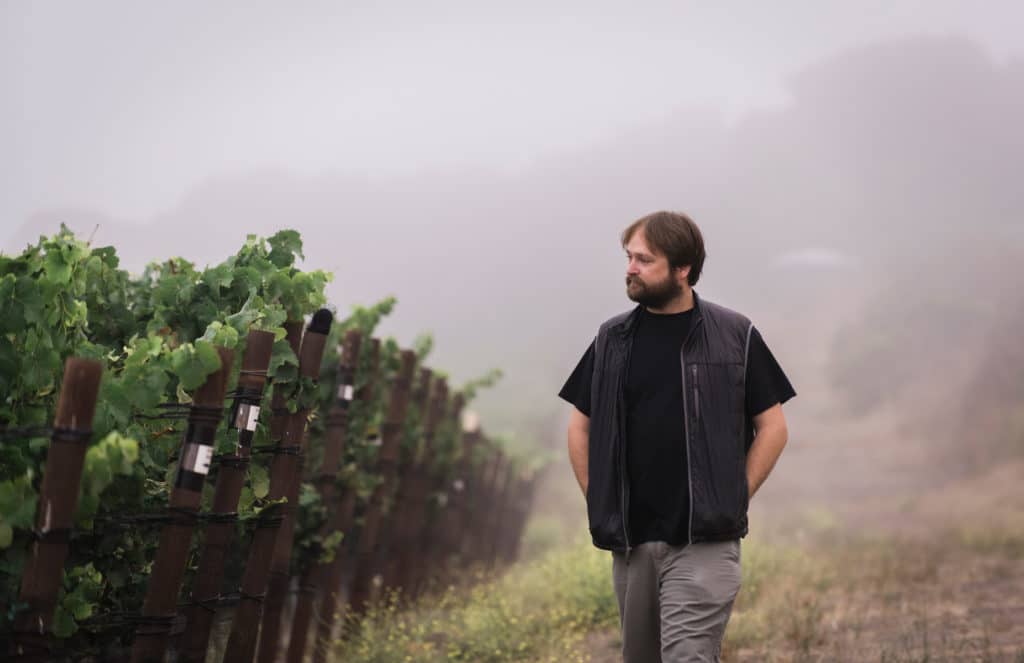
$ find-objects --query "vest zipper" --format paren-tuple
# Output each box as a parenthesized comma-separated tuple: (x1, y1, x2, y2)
(692, 365, 699, 421)
(680, 316, 702, 545)
(620, 346, 632, 556)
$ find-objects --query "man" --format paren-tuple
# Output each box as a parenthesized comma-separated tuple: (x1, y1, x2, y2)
(559, 211, 795, 662)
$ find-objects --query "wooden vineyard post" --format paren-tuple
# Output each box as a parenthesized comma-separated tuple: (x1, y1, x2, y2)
(438, 417, 481, 577)
(413, 391, 464, 597)
(471, 447, 505, 565)
(376, 364, 432, 594)
(378, 368, 438, 593)
(497, 470, 526, 564)
(392, 377, 448, 595)
(11, 358, 103, 661)
(504, 469, 541, 563)
(459, 441, 490, 566)
(178, 330, 275, 663)
(468, 447, 502, 566)
(485, 460, 516, 568)
(283, 330, 362, 663)
(346, 349, 417, 616)
(224, 311, 332, 663)
(130, 347, 234, 663)
(310, 338, 382, 663)
(254, 414, 303, 663)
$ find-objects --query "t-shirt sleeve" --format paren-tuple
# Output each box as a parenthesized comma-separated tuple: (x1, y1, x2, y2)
(558, 340, 596, 417)
(744, 327, 796, 418)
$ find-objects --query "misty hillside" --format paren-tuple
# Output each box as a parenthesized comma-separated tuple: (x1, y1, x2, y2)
(8, 36, 1023, 444)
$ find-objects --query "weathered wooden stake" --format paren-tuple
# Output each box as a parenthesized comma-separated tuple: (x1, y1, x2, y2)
(346, 349, 417, 615)
(224, 311, 331, 663)
(178, 330, 275, 663)
(310, 337, 382, 663)
(411, 391, 464, 597)
(130, 346, 234, 663)
(12, 358, 103, 661)
(284, 329, 363, 663)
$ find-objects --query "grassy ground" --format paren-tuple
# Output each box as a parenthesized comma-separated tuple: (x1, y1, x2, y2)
(723, 529, 1024, 662)
(330, 539, 618, 663)
(577, 525, 1024, 663)
(329, 455, 1024, 663)
(327, 522, 1024, 663)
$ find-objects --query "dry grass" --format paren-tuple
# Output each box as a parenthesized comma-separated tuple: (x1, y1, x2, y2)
(565, 514, 1024, 663)
(328, 523, 1024, 663)
(719, 528, 1024, 662)
(330, 538, 617, 663)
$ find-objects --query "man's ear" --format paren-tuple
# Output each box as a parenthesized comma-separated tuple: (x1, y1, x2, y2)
(676, 264, 692, 285)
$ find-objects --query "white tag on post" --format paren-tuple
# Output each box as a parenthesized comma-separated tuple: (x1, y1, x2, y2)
(183, 443, 214, 475)
(235, 404, 261, 432)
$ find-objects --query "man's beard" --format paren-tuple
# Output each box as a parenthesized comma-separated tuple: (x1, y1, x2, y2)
(626, 274, 683, 308)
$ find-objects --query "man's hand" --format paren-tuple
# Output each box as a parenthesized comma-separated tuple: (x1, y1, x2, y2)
(746, 403, 788, 500)
(567, 407, 590, 498)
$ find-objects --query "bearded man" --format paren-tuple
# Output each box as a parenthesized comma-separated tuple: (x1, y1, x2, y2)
(559, 211, 795, 662)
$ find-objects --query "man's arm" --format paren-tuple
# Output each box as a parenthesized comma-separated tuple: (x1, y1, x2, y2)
(746, 403, 788, 499)
(567, 407, 590, 498)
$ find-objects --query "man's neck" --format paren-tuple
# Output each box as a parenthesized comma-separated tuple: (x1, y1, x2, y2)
(645, 288, 695, 315)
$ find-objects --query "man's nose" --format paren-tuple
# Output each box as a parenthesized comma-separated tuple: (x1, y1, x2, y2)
(626, 260, 640, 275)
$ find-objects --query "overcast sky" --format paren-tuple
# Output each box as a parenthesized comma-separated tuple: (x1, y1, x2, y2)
(3, 0, 1022, 244)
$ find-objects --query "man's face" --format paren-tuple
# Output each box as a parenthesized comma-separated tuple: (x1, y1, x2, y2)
(625, 228, 685, 308)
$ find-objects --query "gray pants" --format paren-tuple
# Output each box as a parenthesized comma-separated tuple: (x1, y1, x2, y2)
(611, 540, 741, 663)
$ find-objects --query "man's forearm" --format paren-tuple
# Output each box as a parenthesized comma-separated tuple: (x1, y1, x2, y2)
(567, 426, 589, 497)
(745, 422, 787, 499)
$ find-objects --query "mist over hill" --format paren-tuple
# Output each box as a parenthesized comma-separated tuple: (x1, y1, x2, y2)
(8, 36, 1022, 450)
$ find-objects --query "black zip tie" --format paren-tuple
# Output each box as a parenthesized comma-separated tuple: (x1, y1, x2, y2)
(127, 612, 178, 636)
(181, 594, 233, 614)
(253, 512, 285, 529)
(252, 444, 303, 456)
(238, 589, 265, 604)
(188, 403, 226, 423)
(135, 412, 191, 421)
(202, 511, 239, 524)
(167, 506, 201, 526)
(213, 454, 251, 469)
(94, 512, 174, 527)
(128, 614, 176, 626)
(207, 593, 242, 608)
(192, 599, 218, 615)
(94, 507, 234, 528)
(30, 528, 71, 544)
(50, 427, 93, 445)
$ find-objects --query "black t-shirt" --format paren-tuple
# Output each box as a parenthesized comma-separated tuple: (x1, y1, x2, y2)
(558, 307, 796, 545)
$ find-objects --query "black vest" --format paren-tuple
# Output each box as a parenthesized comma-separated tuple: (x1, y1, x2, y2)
(588, 291, 754, 552)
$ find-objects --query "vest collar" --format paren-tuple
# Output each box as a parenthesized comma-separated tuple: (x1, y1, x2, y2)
(616, 289, 704, 339)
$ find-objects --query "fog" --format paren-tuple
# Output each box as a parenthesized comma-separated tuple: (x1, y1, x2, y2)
(4, 1, 1023, 534)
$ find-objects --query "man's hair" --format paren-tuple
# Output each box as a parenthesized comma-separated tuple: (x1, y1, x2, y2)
(621, 211, 706, 286)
